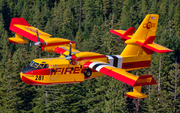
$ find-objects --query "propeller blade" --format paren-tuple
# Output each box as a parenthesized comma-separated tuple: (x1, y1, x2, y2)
(39, 48, 41, 58)
(69, 43, 72, 56)
(36, 28, 40, 42)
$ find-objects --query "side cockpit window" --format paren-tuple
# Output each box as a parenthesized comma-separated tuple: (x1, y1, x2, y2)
(37, 64, 49, 69)
(44, 64, 49, 68)
(29, 61, 48, 69)
(38, 64, 44, 69)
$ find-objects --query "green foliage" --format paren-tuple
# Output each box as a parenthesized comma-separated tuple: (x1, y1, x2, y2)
(0, 0, 179, 112)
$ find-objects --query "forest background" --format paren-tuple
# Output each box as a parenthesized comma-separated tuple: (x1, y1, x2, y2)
(0, 0, 180, 112)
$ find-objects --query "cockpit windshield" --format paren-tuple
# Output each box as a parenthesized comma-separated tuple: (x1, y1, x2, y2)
(30, 61, 34, 65)
(30, 61, 49, 69)
(32, 62, 39, 68)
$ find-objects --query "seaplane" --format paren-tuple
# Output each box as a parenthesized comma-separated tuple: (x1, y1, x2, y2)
(8, 14, 173, 99)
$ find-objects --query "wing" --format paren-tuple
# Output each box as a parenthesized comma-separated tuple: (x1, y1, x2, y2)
(110, 27, 136, 41)
(54, 46, 80, 56)
(83, 61, 156, 86)
(9, 18, 77, 53)
(9, 18, 51, 43)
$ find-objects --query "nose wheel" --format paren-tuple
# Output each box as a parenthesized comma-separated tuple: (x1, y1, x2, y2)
(84, 68, 92, 78)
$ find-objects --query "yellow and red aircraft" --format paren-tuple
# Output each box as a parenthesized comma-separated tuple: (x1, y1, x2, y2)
(9, 14, 173, 99)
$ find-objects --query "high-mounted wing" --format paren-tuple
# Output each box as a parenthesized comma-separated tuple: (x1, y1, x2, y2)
(83, 61, 157, 99)
(54, 46, 80, 56)
(9, 18, 51, 43)
(9, 18, 76, 53)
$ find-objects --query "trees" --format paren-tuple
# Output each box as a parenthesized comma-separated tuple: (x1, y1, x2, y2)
(0, 0, 178, 112)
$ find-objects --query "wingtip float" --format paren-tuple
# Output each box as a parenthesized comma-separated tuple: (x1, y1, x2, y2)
(9, 14, 173, 99)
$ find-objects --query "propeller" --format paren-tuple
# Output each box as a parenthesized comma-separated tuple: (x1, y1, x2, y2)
(65, 43, 76, 65)
(30, 28, 46, 58)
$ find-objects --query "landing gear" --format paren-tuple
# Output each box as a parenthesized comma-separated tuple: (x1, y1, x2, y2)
(84, 68, 92, 78)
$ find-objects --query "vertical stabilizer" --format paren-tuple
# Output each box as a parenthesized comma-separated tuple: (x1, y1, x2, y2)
(120, 14, 159, 56)
(132, 14, 159, 40)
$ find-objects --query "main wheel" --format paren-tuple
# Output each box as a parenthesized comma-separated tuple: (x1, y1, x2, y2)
(84, 68, 92, 78)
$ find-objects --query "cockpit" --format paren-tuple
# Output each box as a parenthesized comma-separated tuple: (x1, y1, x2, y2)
(30, 61, 49, 69)
(21, 61, 49, 74)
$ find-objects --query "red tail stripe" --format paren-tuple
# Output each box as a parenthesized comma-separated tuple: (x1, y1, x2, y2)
(142, 36, 156, 46)
(122, 27, 136, 37)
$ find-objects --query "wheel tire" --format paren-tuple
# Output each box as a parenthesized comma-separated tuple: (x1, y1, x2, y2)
(84, 68, 92, 78)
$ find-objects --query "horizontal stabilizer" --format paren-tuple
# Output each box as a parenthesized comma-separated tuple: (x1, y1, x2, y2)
(122, 27, 136, 37)
(110, 27, 136, 41)
(135, 36, 173, 54)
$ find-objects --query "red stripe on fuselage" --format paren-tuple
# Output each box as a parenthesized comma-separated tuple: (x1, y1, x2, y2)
(83, 61, 93, 68)
(122, 60, 151, 69)
(24, 68, 53, 75)
(21, 76, 83, 85)
(75, 55, 106, 61)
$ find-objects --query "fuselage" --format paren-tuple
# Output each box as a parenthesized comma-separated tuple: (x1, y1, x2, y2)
(20, 52, 107, 85)
(20, 51, 152, 85)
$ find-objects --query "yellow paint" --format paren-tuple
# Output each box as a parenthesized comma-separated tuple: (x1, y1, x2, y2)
(14, 25, 51, 39)
(9, 33, 28, 44)
(104, 66, 138, 80)
(21, 53, 106, 84)
(126, 86, 147, 99)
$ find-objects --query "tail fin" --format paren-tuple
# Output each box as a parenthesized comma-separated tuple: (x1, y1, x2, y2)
(112, 14, 173, 56)
(132, 14, 159, 40)
(120, 14, 160, 56)
(110, 14, 173, 71)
